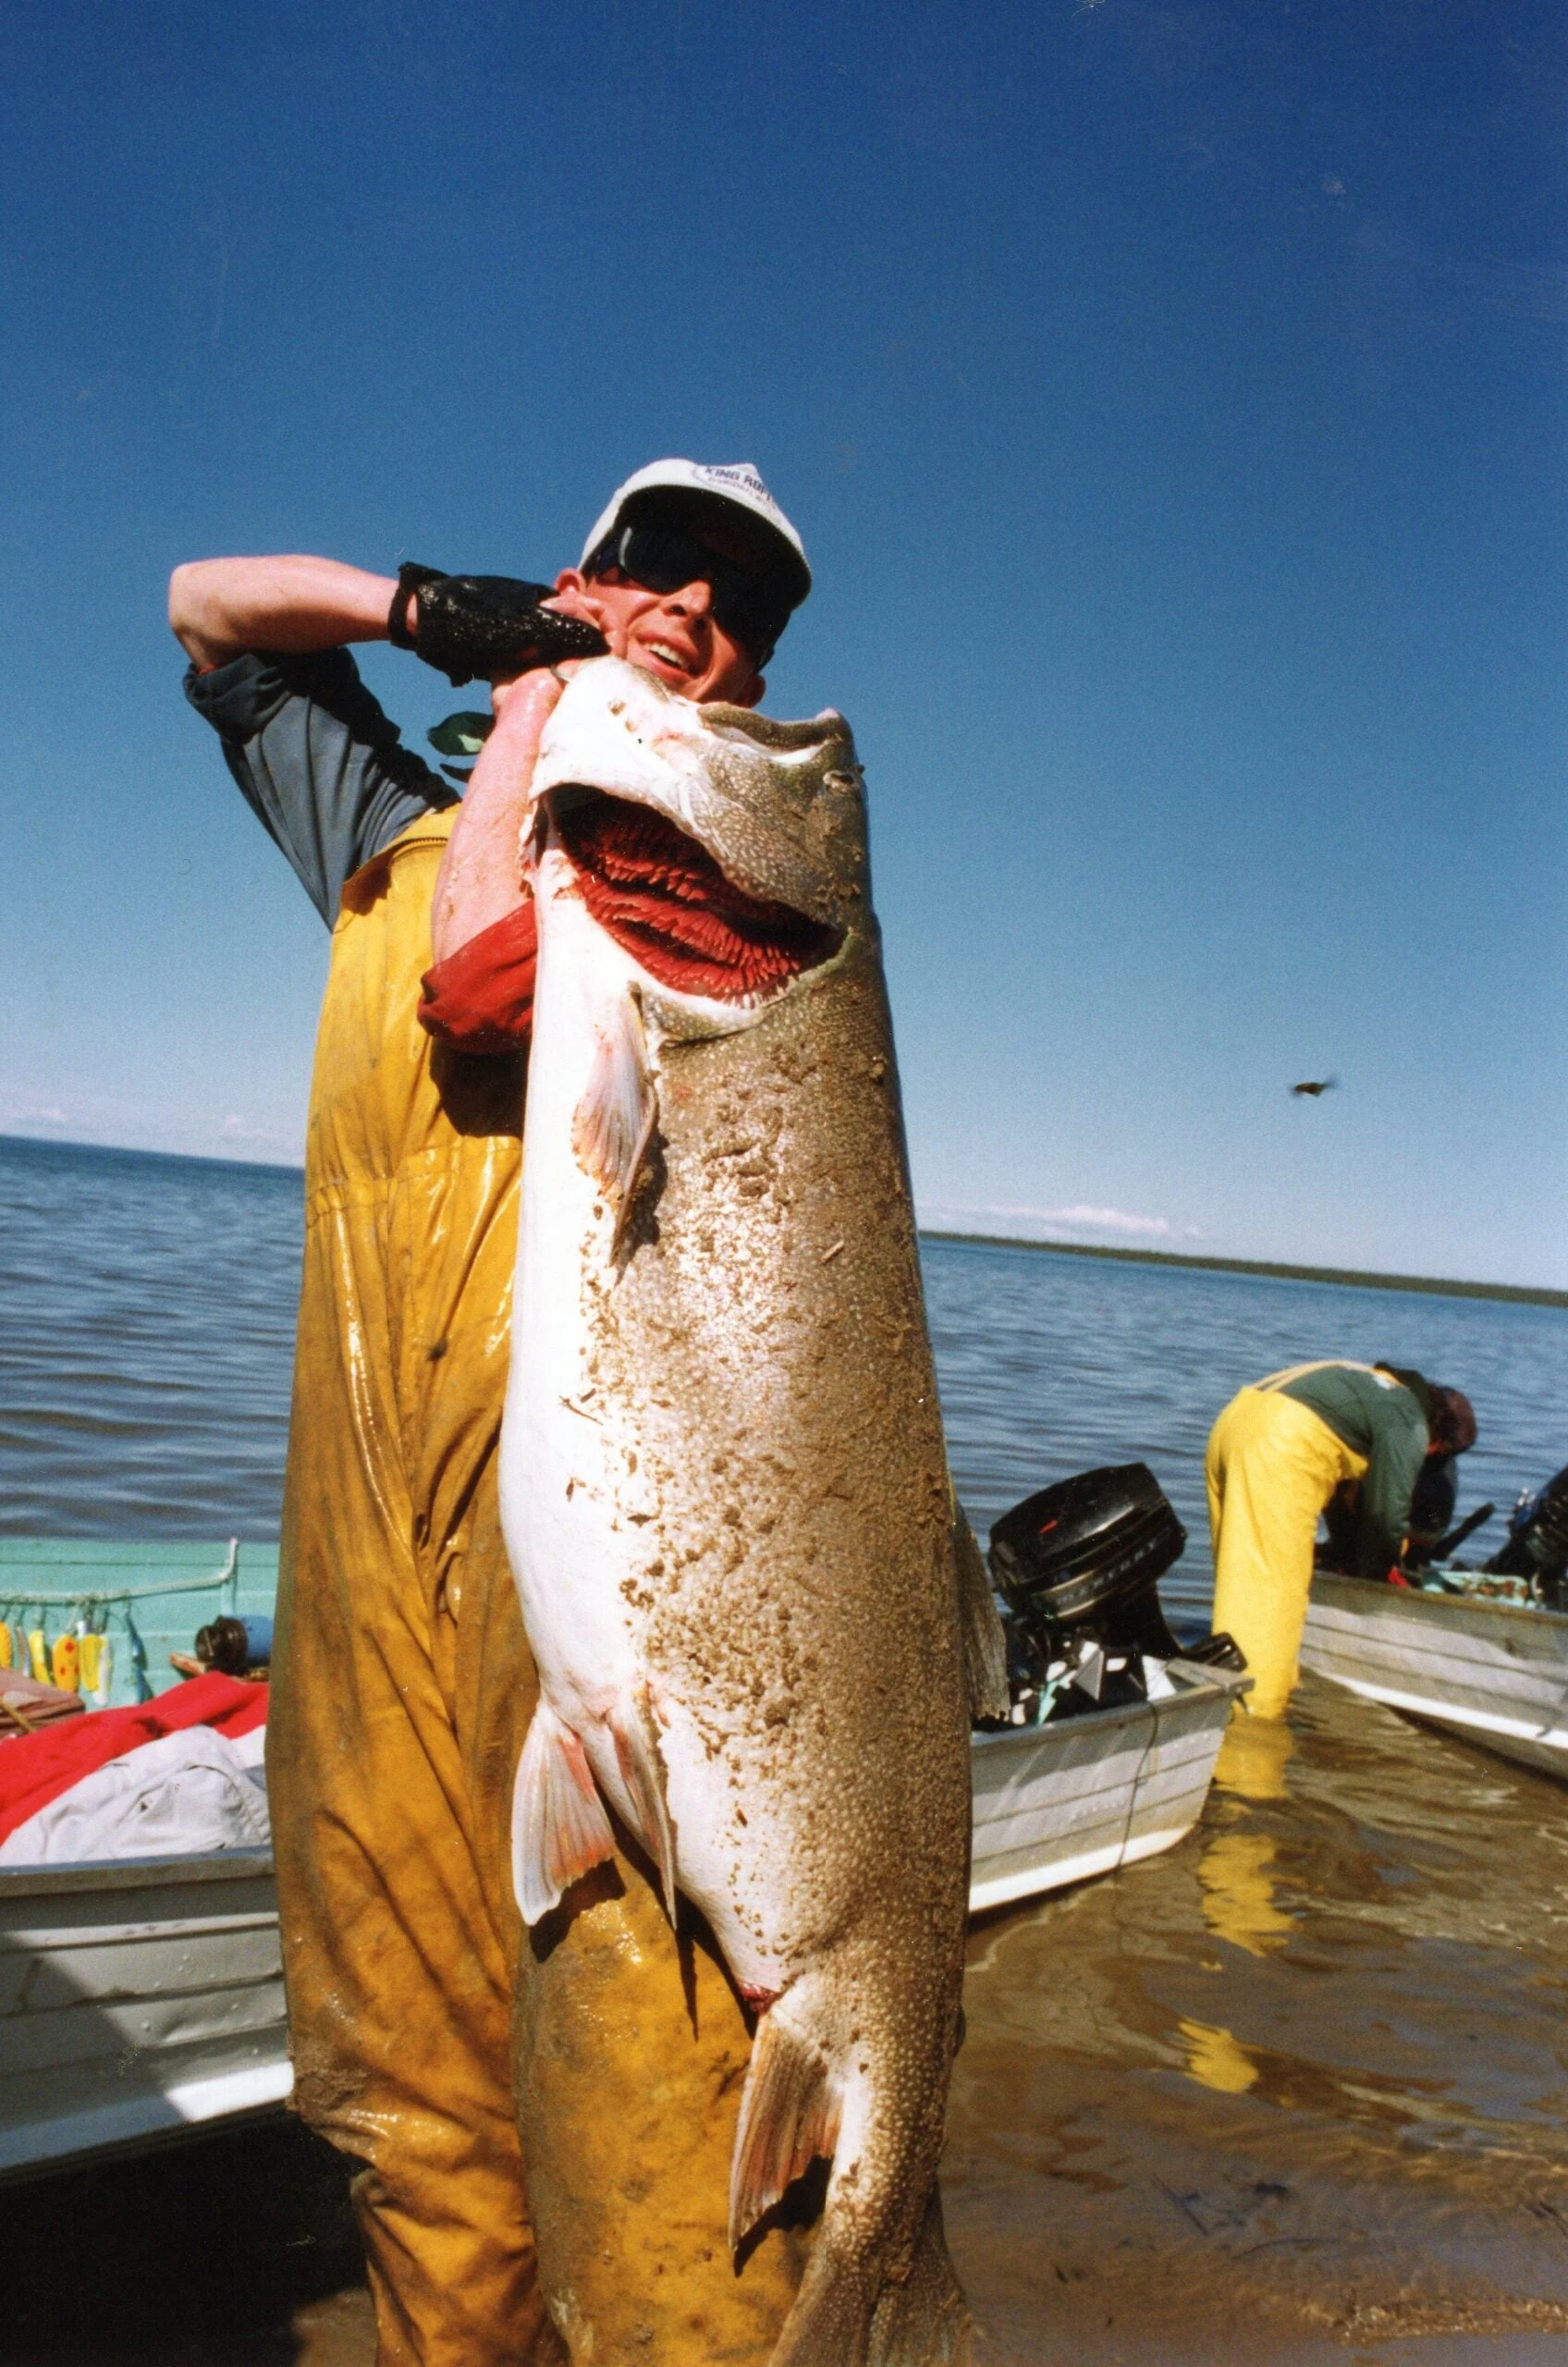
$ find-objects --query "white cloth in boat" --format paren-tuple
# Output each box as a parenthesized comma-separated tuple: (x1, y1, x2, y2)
(0, 1723, 269, 1864)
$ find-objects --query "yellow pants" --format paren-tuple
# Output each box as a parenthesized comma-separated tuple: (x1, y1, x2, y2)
(271, 811, 802, 2364)
(1205, 1386, 1366, 1719)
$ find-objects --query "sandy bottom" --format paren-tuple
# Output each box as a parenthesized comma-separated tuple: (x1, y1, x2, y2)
(5, 1679, 1564, 2365)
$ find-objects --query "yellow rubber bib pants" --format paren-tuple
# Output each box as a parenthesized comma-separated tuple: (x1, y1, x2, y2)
(1205, 1379, 1367, 1720)
(269, 810, 804, 2364)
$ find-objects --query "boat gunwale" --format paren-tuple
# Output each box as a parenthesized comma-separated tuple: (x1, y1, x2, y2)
(968, 1662, 1244, 1761)
(1312, 1568, 1568, 1635)
(0, 1845, 275, 1900)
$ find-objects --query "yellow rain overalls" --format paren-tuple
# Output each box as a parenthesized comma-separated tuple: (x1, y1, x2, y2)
(1204, 1372, 1368, 1719)
(268, 808, 804, 2364)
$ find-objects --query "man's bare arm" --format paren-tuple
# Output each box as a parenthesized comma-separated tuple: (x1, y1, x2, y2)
(429, 668, 570, 963)
(168, 555, 414, 669)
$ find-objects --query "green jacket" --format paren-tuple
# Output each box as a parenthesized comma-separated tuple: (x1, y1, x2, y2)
(1259, 1361, 1431, 1577)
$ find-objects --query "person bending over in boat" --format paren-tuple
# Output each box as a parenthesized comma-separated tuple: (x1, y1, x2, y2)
(1205, 1362, 1476, 1718)
(1323, 1439, 1470, 1576)
(168, 462, 816, 2367)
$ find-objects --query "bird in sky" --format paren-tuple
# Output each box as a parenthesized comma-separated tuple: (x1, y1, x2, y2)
(1290, 1076, 1339, 1098)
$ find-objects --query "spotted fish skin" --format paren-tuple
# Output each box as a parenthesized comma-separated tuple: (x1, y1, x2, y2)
(500, 657, 977, 2367)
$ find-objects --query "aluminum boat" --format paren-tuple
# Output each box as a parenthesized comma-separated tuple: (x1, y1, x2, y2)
(1301, 1568, 1568, 1782)
(968, 1657, 1244, 1912)
(0, 1846, 288, 2180)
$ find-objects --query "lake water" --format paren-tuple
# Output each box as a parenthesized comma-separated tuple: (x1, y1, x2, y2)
(4, 1134, 1563, 1582)
(4, 1132, 1567, 2362)
(0, 1136, 299, 1537)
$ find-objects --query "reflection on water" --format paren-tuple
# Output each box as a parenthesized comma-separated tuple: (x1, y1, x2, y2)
(949, 1678, 1568, 2362)
(1177, 2013, 1261, 2098)
(1199, 1724, 1299, 1965)
(1214, 1714, 1297, 1806)
(1197, 1833, 1295, 1961)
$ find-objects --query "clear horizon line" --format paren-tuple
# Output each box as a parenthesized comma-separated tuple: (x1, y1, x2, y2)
(4, 1133, 1563, 1306)
(921, 1224, 1568, 1310)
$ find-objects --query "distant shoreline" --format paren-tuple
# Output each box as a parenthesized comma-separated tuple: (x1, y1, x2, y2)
(5, 1137, 1562, 1308)
(0, 1131, 304, 1184)
(921, 1230, 1568, 1310)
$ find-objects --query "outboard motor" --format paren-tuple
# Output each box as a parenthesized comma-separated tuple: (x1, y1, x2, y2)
(986, 1463, 1238, 1719)
(1486, 1465, 1568, 1610)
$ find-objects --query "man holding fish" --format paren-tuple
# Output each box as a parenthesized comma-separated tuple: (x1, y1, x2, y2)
(171, 463, 990, 2367)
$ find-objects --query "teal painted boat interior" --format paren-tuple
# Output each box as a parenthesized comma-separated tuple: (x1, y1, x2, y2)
(0, 1540, 279, 1707)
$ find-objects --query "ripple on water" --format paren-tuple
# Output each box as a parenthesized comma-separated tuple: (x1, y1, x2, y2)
(0, 1136, 300, 1536)
(949, 1679, 1568, 2361)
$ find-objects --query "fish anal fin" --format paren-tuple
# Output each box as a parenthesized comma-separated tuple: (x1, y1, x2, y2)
(571, 991, 658, 1230)
(952, 1493, 1009, 1723)
(611, 1679, 678, 1921)
(729, 2009, 843, 2251)
(511, 1699, 616, 1926)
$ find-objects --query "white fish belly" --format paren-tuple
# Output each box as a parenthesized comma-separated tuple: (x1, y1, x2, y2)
(499, 865, 780, 1979)
(500, 873, 647, 1805)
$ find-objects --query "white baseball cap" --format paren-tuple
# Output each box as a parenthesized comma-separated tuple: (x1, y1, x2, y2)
(581, 459, 812, 611)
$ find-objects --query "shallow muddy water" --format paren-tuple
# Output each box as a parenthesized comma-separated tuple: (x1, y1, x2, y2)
(949, 1678, 1568, 2363)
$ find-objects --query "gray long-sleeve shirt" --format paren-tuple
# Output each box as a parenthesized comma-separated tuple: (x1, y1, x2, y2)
(185, 649, 454, 925)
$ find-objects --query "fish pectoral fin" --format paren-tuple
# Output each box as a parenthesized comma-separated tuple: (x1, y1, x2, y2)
(511, 1699, 617, 1926)
(952, 1491, 1010, 1723)
(728, 2006, 843, 2250)
(610, 1680, 678, 1922)
(571, 990, 658, 1226)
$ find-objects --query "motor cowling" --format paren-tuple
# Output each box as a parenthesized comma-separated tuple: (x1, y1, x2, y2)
(986, 1464, 1194, 1713)
(1487, 1464, 1568, 1608)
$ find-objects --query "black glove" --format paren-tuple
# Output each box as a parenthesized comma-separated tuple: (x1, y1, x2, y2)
(388, 563, 609, 687)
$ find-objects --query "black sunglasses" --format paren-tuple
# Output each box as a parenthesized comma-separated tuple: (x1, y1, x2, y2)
(583, 521, 794, 663)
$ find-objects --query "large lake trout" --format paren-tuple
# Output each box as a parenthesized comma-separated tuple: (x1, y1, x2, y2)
(500, 656, 1003, 2366)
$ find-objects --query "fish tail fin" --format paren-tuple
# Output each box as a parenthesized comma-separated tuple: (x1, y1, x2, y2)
(510, 1698, 616, 1925)
(610, 1679, 678, 1922)
(729, 1998, 844, 2251)
(767, 2189, 970, 2367)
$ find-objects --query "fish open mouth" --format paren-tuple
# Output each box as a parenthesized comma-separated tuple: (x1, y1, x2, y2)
(550, 791, 842, 1005)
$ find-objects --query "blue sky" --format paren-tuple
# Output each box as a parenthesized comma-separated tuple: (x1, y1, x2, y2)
(3, 0, 1563, 1284)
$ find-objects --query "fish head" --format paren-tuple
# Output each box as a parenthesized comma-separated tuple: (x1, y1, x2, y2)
(529, 658, 869, 1000)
